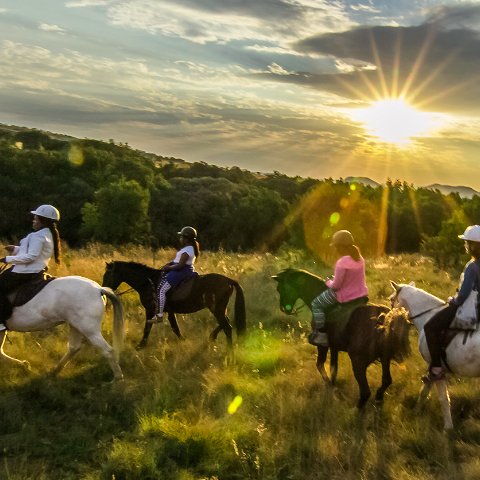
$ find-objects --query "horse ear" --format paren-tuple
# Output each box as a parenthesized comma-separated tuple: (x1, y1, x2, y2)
(409, 281, 416, 287)
(390, 281, 400, 291)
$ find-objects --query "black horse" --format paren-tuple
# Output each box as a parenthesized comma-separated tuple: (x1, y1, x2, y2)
(273, 268, 411, 408)
(102, 261, 246, 353)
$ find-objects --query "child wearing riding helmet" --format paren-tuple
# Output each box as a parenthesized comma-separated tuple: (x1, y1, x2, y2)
(422, 225, 480, 383)
(0, 204, 61, 331)
(148, 226, 199, 323)
(309, 229, 368, 347)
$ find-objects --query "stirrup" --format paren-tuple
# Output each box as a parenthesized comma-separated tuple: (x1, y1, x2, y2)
(308, 330, 329, 347)
(147, 313, 163, 324)
(421, 368, 445, 384)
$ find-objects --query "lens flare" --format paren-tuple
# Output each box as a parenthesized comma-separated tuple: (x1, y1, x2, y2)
(228, 395, 243, 414)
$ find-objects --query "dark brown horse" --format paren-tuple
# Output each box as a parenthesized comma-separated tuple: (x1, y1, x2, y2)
(102, 261, 246, 354)
(273, 268, 411, 408)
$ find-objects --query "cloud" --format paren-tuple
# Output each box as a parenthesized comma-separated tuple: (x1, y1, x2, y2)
(65, 0, 112, 7)
(39, 23, 66, 34)
(248, 4, 480, 114)
(104, 0, 354, 45)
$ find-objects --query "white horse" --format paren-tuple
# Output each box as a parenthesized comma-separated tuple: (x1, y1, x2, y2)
(390, 281, 480, 430)
(1, 276, 124, 381)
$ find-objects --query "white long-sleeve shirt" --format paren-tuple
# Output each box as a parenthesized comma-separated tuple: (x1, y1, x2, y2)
(5, 228, 54, 273)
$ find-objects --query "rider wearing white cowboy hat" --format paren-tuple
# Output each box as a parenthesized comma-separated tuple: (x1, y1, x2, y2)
(422, 225, 480, 383)
(0, 204, 61, 331)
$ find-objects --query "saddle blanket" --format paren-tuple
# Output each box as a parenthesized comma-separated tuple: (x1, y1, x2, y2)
(167, 275, 197, 302)
(325, 296, 369, 333)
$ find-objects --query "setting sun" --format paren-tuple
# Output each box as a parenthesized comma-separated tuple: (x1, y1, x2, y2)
(352, 99, 442, 145)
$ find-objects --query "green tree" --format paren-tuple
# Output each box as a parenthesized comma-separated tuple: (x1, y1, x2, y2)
(81, 179, 151, 244)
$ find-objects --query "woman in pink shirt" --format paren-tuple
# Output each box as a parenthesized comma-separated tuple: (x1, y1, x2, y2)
(309, 230, 368, 347)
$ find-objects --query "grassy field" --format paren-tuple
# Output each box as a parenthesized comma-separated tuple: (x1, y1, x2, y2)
(1, 245, 479, 480)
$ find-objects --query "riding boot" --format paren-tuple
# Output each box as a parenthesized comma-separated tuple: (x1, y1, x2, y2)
(0, 295, 9, 331)
(308, 329, 329, 347)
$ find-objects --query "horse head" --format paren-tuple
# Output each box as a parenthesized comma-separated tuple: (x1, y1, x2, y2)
(272, 270, 300, 315)
(272, 268, 326, 315)
(389, 280, 444, 324)
(102, 261, 121, 290)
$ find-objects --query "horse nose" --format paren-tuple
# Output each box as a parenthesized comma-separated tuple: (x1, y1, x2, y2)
(284, 304, 292, 313)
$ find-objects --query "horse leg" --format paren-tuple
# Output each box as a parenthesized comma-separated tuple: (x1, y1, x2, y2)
(316, 346, 330, 383)
(209, 325, 223, 342)
(137, 300, 156, 349)
(137, 316, 154, 350)
(211, 306, 234, 364)
(51, 327, 84, 376)
(375, 358, 392, 403)
(350, 356, 371, 408)
(415, 382, 433, 415)
(166, 312, 184, 339)
(330, 348, 339, 385)
(435, 379, 453, 430)
(0, 331, 30, 370)
(84, 332, 123, 381)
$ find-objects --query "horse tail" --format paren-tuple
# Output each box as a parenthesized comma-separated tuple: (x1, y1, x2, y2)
(101, 287, 124, 361)
(231, 280, 246, 338)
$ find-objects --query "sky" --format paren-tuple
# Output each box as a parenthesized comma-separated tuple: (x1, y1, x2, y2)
(1, 0, 480, 188)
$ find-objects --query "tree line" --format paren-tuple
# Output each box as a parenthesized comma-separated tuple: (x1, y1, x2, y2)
(1, 127, 478, 271)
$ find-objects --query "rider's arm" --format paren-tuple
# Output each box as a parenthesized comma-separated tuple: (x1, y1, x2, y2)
(326, 260, 347, 291)
(163, 252, 190, 271)
(5, 233, 46, 265)
(452, 262, 477, 305)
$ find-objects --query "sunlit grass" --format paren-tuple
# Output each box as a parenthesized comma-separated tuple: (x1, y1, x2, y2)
(0, 245, 471, 479)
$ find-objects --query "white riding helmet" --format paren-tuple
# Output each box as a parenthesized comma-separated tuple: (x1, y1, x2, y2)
(31, 204, 60, 221)
(458, 225, 480, 243)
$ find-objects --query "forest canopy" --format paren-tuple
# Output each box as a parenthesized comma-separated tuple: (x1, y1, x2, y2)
(1, 126, 478, 270)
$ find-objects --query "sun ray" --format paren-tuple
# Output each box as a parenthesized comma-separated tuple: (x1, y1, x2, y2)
(399, 25, 438, 100)
(368, 29, 389, 99)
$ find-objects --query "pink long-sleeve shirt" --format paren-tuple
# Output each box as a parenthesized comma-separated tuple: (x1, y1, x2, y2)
(325, 255, 368, 303)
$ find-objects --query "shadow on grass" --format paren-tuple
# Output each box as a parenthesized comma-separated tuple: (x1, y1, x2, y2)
(0, 364, 138, 479)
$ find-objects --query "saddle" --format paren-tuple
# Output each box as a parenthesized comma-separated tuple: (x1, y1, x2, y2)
(7, 272, 55, 307)
(167, 275, 198, 302)
(325, 296, 369, 333)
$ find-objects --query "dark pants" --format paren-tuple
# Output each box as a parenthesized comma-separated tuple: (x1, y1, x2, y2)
(0, 269, 40, 323)
(424, 303, 458, 368)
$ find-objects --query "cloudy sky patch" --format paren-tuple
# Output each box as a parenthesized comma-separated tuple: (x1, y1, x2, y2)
(0, 0, 479, 188)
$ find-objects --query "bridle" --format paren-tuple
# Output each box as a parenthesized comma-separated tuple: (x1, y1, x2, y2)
(391, 287, 446, 320)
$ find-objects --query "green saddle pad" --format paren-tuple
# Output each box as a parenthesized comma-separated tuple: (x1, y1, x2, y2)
(325, 296, 369, 333)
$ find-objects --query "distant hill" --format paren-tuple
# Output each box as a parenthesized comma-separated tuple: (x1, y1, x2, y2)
(425, 184, 480, 199)
(344, 176, 479, 199)
(344, 176, 381, 188)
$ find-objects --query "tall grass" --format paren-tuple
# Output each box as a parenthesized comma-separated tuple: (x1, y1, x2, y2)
(0, 246, 477, 480)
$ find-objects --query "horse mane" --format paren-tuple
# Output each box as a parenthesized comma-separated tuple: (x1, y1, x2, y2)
(381, 307, 411, 363)
(277, 268, 325, 282)
(112, 260, 160, 276)
(400, 284, 444, 304)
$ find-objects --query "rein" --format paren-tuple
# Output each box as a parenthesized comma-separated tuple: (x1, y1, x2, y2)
(115, 287, 135, 296)
(408, 303, 446, 320)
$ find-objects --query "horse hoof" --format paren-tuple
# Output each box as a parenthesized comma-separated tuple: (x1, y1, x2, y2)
(22, 360, 31, 371)
(135, 343, 146, 350)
